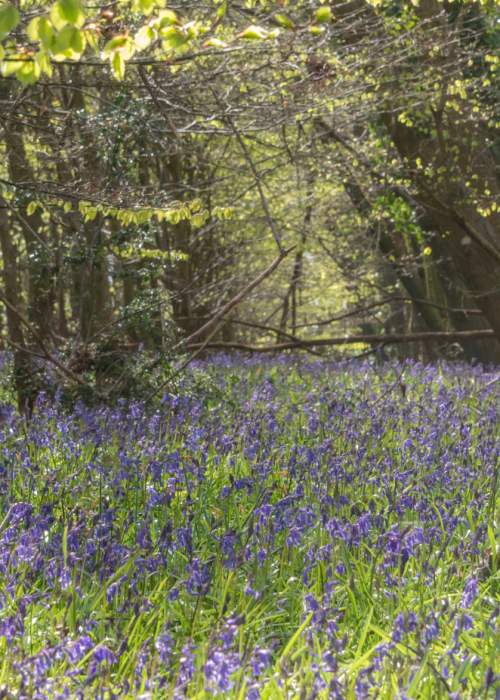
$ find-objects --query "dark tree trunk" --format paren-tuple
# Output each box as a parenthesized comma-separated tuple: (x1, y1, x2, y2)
(4, 119, 55, 343)
(0, 200, 34, 413)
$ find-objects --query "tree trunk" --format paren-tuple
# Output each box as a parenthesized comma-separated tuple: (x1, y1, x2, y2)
(0, 199, 34, 413)
(4, 115, 54, 343)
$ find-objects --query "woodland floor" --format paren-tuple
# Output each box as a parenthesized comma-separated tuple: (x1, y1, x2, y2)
(0, 357, 498, 699)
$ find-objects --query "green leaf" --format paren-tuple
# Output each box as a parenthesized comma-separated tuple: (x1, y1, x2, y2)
(157, 9, 178, 27)
(50, 4, 67, 30)
(26, 201, 39, 216)
(111, 50, 125, 80)
(39, 18, 55, 49)
(53, 25, 74, 53)
(216, 2, 227, 19)
(83, 206, 98, 222)
(104, 35, 129, 52)
(132, 0, 166, 13)
(16, 60, 41, 84)
(134, 24, 156, 50)
(167, 209, 181, 224)
(189, 198, 202, 213)
(160, 26, 187, 50)
(138, 0, 155, 14)
(184, 21, 199, 40)
(103, 35, 135, 60)
(35, 50, 53, 76)
(315, 6, 332, 23)
(53, 25, 85, 59)
(27, 17, 41, 41)
(1, 57, 24, 76)
(71, 28, 85, 53)
(191, 212, 207, 228)
(275, 14, 295, 29)
(85, 27, 99, 52)
(239, 25, 269, 41)
(27, 16, 57, 51)
(309, 25, 325, 35)
(0, 4, 20, 41)
(203, 37, 227, 49)
(57, 0, 84, 26)
(132, 0, 166, 15)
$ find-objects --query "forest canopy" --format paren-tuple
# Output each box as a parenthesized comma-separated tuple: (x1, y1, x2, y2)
(0, 0, 499, 409)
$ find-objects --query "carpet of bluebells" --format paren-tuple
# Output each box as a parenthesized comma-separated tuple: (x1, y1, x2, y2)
(0, 357, 498, 699)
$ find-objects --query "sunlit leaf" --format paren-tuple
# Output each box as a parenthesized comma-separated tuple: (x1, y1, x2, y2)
(157, 9, 178, 27)
(35, 50, 53, 76)
(160, 26, 188, 50)
(239, 25, 270, 40)
(103, 35, 129, 53)
(55, 0, 85, 26)
(275, 14, 295, 29)
(50, 3, 68, 30)
(26, 201, 40, 216)
(316, 6, 333, 23)
(27, 16, 54, 48)
(16, 60, 41, 84)
(132, 0, 166, 13)
(111, 50, 125, 80)
(203, 37, 228, 48)
(137, 0, 155, 14)
(0, 3, 19, 41)
(39, 18, 55, 49)
(56, 25, 73, 52)
(1, 57, 24, 76)
(134, 24, 156, 50)
(27, 17, 40, 41)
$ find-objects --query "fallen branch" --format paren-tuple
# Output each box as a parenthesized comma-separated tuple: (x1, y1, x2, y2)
(186, 329, 496, 353)
(293, 297, 483, 328)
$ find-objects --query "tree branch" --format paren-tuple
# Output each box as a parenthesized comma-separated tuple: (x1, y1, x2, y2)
(181, 246, 294, 347)
(187, 329, 495, 353)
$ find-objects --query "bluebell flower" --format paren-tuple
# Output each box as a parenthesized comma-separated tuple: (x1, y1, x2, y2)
(66, 635, 93, 664)
(155, 631, 174, 664)
(204, 649, 240, 693)
(186, 558, 211, 596)
(93, 645, 116, 665)
(422, 614, 440, 646)
(221, 530, 238, 569)
(250, 647, 272, 676)
(174, 643, 195, 695)
(392, 613, 406, 643)
(461, 576, 478, 608)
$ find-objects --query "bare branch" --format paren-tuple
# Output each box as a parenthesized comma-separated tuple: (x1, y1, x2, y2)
(182, 246, 294, 348)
